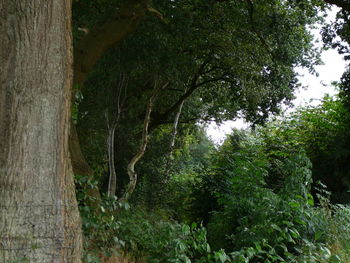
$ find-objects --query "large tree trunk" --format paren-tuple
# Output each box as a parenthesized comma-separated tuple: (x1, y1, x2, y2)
(0, 1, 82, 262)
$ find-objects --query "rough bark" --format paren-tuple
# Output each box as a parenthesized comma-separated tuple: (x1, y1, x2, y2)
(0, 0, 82, 262)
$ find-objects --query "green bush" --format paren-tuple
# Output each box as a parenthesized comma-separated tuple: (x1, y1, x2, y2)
(202, 132, 350, 263)
(116, 207, 218, 263)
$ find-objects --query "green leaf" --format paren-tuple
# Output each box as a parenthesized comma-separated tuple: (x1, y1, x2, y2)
(288, 201, 301, 208)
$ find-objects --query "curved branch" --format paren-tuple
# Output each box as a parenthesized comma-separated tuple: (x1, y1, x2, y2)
(119, 82, 168, 202)
(74, 0, 149, 87)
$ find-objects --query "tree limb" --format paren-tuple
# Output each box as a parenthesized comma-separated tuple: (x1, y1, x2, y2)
(74, 0, 150, 87)
(324, 0, 350, 11)
(119, 82, 169, 202)
(160, 57, 212, 119)
(245, 0, 274, 59)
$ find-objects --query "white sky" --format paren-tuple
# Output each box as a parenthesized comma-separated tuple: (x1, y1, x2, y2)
(206, 7, 347, 144)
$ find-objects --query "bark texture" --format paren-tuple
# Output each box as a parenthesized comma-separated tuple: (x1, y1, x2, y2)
(0, 0, 82, 262)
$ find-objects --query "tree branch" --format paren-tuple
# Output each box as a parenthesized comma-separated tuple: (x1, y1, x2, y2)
(245, 0, 274, 59)
(324, 0, 350, 11)
(160, 56, 212, 119)
(119, 82, 168, 202)
(74, 0, 150, 87)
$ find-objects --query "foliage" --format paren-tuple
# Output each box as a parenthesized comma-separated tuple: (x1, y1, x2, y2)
(202, 128, 350, 263)
(136, 126, 214, 218)
(116, 208, 212, 263)
(75, 174, 128, 263)
(75, 0, 325, 200)
(258, 97, 350, 203)
(70, 1, 350, 262)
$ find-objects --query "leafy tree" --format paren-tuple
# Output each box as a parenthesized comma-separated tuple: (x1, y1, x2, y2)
(75, 0, 324, 204)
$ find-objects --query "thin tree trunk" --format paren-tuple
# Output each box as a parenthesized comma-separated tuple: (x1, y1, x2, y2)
(0, 1, 82, 262)
(107, 73, 127, 197)
(119, 82, 168, 202)
(69, 0, 154, 205)
(107, 123, 118, 197)
(163, 100, 185, 181)
(169, 100, 185, 150)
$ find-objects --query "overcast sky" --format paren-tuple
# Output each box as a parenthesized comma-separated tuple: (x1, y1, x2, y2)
(206, 7, 347, 144)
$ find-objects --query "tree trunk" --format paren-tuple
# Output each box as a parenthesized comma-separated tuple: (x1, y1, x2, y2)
(163, 100, 185, 182)
(120, 82, 168, 202)
(69, 0, 152, 203)
(107, 123, 118, 197)
(0, 1, 82, 262)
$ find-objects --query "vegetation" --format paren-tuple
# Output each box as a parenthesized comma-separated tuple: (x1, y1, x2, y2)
(2, 0, 350, 262)
(76, 96, 350, 263)
(73, 1, 350, 262)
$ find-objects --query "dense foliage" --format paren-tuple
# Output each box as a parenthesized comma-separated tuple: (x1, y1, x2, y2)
(69, 1, 350, 262)
(75, 97, 350, 262)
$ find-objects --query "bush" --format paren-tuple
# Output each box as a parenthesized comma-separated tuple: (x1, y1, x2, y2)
(116, 207, 219, 263)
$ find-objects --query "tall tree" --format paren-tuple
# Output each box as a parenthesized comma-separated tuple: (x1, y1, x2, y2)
(76, 0, 323, 201)
(0, 1, 82, 262)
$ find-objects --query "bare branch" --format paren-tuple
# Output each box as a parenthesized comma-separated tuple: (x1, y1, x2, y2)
(147, 6, 166, 22)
